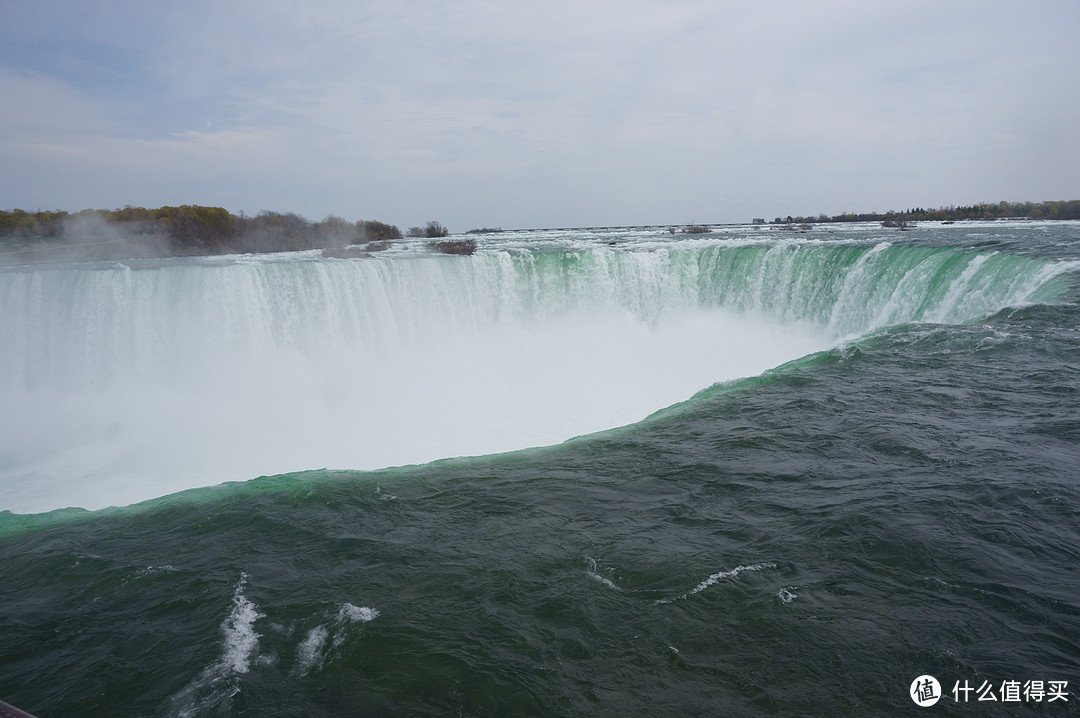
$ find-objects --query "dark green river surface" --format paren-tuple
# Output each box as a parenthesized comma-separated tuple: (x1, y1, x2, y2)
(1, 222, 1078, 716)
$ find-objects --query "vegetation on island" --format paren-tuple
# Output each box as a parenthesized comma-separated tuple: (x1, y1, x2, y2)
(881, 217, 915, 230)
(407, 221, 449, 239)
(428, 239, 478, 255)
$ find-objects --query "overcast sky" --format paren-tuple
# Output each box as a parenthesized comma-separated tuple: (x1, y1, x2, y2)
(1, 0, 1078, 230)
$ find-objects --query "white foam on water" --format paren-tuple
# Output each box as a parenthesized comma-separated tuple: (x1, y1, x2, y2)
(221, 588, 263, 673)
(585, 557, 620, 591)
(121, 564, 177, 585)
(687, 562, 777, 596)
(656, 562, 776, 604)
(166, 573, 264, 718)
(293, 626, 329, 676)
(587, 572, 619, 591)
(291, 602, 379, 677)
(337, 603, 379, 623)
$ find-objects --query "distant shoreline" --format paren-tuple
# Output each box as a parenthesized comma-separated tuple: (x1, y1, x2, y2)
(1, 200, 1077, 262)
(750, 199, 1080, 227)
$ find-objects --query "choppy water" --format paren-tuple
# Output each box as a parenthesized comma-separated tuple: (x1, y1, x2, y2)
(1, 221, 1078, 716)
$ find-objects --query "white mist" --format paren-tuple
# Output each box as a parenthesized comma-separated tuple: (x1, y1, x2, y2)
(0, 251, 829, 513)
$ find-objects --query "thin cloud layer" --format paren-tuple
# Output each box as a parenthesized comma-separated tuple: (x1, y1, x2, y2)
(1, 0, 1077, 229)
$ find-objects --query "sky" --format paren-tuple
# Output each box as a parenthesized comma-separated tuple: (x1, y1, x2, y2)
(1, 0, 1078, 231)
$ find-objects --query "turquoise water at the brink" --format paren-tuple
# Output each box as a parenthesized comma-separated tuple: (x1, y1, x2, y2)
(1, 222, 1078, 716)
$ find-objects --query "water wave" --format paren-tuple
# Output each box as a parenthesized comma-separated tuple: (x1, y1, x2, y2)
(165, 574, 263, 718)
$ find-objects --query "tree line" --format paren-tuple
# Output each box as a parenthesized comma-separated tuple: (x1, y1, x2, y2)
(0, 206, 407, 256)
(757, 200, 1080, 226)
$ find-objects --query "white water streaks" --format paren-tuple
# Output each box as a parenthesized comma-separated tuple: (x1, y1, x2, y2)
(654, 563, 778, 605)
(293, 603, 380, 677)
(166, 576, 379, 715)
(166, 574, 264, 718)
(293, 626, 331, 677)
(0, 238, 1073, 513)
(585, 557, 620, 591)
(586, 556, 779, 604)
(338, 603, 380, 623)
